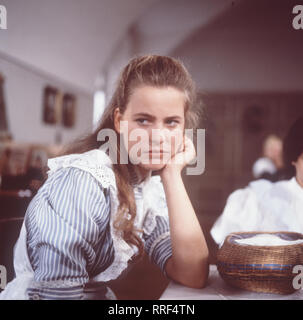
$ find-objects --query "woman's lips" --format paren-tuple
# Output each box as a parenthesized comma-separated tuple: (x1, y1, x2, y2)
(147, 150, 169, 154)
(146, 151, 170, 161)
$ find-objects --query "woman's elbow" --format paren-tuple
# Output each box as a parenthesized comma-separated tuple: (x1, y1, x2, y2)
(166, 254, 210, 289)
(186, 265, 209, 289)
(177, 260, 210, 289)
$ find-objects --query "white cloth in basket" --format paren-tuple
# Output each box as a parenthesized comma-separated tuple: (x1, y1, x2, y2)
(235, 234, 303, 246)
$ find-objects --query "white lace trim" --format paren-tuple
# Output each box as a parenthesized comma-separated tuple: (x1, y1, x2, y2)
(46, 149, 169, 282)
(29, 279, 84, 289)
(47, 150, 116, 189)
(141, 176, 169, 236)
(93, 184, 136, 282)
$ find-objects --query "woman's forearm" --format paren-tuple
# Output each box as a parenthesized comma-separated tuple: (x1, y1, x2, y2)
(161, 169, 209, 288)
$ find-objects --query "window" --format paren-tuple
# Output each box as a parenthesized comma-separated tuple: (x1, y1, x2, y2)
(93, 90, 105, 130)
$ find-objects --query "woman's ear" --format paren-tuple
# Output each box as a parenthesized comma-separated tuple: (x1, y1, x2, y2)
(113, 107, 121, 133)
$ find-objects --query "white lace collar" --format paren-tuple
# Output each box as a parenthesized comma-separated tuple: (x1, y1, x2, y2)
(47, 149, 116, 189)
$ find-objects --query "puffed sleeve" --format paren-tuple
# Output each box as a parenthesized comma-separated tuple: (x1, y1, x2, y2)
(142, 177, 172, 276)
(143, 215, 172, 276)
(25, 167, 112, 300)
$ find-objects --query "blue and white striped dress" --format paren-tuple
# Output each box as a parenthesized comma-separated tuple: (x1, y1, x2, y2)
(5, 149, 172, 300)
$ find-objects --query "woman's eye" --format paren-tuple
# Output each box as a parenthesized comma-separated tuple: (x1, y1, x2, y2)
(166, 120, 179, 127)
(136, 118, 149, 125)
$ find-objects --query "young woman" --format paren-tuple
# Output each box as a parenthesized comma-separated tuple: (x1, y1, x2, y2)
(0, 55, 209, 300)
(211, 117, 303, 246)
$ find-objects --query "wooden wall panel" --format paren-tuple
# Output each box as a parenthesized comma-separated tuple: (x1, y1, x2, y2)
(182, 93, 303, 258)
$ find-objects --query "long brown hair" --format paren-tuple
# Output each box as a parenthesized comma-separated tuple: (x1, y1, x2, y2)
(60, 55, 200, 259)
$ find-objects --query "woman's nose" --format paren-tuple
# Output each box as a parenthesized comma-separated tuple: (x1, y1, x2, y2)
(150, 126, 168, 145)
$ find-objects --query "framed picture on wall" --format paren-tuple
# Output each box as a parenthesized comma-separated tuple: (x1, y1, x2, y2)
(42, 86, 58, 124)
(62, 93, 76, 128)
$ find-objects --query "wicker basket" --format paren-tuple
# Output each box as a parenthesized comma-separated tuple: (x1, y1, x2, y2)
(217, 231, 303, 294)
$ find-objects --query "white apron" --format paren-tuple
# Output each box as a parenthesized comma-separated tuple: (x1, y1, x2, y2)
(0, 222, 33, 299)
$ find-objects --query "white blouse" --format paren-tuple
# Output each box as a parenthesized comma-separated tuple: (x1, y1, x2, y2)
(211, 177, 303, 246)
(0, 149, 172, 300)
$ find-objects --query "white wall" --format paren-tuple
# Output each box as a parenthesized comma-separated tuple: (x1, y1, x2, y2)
(104, 32, 134, 105)
(102, 0, 303, 101)
(0, 0, 159, 93)
(0, 54, 94, 144)
(102, 0, 238, 102)
(172, 0, 303, 93)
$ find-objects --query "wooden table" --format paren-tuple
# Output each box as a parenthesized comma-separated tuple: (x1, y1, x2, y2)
(160, 265, 303, 300)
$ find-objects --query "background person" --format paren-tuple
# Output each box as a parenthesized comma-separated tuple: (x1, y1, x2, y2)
(252, 134, 283, 181)
(211, 117, 303, 247)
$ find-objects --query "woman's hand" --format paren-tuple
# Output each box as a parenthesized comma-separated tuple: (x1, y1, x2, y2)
(159, 134, 209, 288)
(160, 135, 196, 179)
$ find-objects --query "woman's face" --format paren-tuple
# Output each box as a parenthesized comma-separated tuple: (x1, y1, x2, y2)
(114, 85, 186, 172)
(293, 152, 303, 188)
